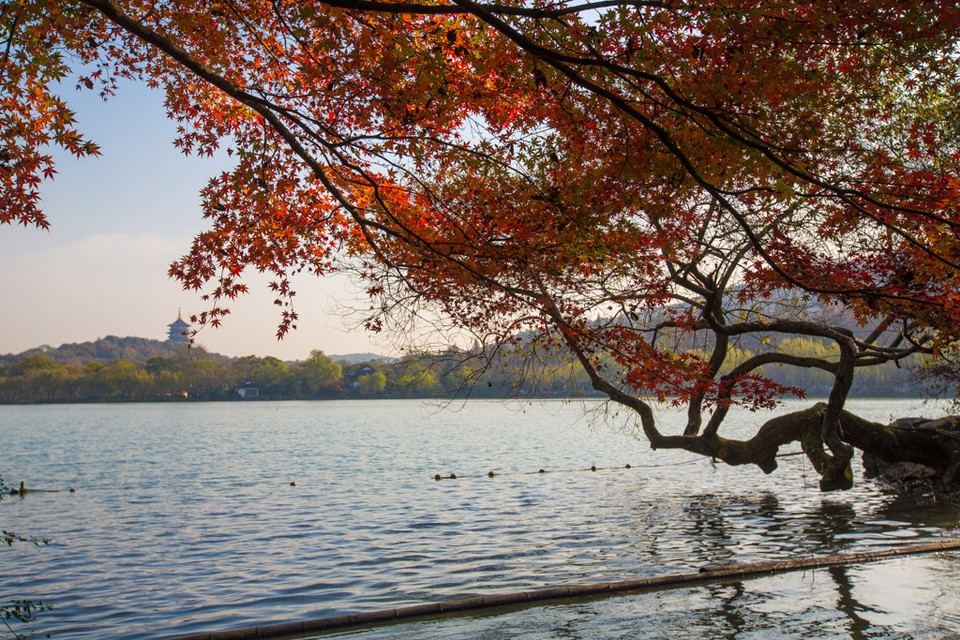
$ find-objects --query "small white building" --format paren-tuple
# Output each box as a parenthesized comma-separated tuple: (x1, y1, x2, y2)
(237, 381, 259, 399)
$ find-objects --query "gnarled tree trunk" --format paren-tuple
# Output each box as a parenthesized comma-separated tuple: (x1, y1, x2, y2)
(758, 404, 960, 490)
(630, 402, 960, 492)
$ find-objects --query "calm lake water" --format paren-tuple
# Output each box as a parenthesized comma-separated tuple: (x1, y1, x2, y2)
(1, 398, 959, 639)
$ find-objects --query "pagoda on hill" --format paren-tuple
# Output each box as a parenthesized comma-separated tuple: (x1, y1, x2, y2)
(167, 308, 191, 344)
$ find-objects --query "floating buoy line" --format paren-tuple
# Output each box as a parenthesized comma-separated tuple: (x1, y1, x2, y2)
(5, 481, 76, 495)
(434, 463, 635, 481)
(169, 539, 960, 640)
(431, 450, 806, 481)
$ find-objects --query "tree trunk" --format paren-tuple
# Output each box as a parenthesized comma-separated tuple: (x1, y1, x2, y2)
(839, 410, 960, 485)
(767, 403, 960, 489)
(646, 403, 960, 493)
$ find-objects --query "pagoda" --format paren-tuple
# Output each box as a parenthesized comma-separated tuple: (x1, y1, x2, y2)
(167, 308, 191, 344)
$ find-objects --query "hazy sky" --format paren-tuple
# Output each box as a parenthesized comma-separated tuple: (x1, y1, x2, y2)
(0, 81, 390, 360)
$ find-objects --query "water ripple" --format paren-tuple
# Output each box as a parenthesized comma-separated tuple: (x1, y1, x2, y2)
(2, 399, 959, 639)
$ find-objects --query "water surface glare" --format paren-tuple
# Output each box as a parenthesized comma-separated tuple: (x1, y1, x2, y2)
(1, 399, 958, 639)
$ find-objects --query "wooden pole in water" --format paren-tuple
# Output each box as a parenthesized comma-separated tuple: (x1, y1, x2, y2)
(169, 539, 960, 640)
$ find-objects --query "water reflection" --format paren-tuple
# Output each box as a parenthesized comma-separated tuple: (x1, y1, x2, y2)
(711, 581, 747, 639)
(876, 490, 960, 529)
(666, 486, 958, 571)
(828, 565, 875, 640)
(322, 557, 957, 640)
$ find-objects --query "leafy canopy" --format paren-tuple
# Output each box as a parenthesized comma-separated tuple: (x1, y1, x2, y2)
(4, 0, 960, 487)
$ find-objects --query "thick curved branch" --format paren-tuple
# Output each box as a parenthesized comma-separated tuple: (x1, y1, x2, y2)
(317, 0, 665, 18)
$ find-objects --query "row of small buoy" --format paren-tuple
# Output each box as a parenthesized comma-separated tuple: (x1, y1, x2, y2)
(6, 481, 77, 495)
(434, 463, 634, 481)
(432, 449, 811, 480)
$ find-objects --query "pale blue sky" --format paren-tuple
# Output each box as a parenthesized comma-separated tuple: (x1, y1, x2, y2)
(0, 81, 387, 360)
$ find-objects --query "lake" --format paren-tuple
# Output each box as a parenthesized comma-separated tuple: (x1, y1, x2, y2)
(1, 398, 959, 639)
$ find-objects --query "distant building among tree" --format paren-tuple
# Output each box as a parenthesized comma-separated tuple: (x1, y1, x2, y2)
(167, 309, 191, 344)
(237, 380, 259, 399)
(345, 363, 378, 389)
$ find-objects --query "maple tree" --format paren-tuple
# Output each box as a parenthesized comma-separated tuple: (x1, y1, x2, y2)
(4, 0, 960, 490)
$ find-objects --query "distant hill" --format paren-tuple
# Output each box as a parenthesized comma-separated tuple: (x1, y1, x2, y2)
(0, 336, 224, 367)
(329, 352, 395, 364)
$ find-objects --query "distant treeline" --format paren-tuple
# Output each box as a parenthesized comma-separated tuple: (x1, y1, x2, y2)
(0, 348, 532, 403)
(0, 335, 927, 404)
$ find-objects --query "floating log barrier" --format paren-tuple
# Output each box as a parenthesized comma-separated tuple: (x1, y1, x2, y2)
(168, 539, 960, 640)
